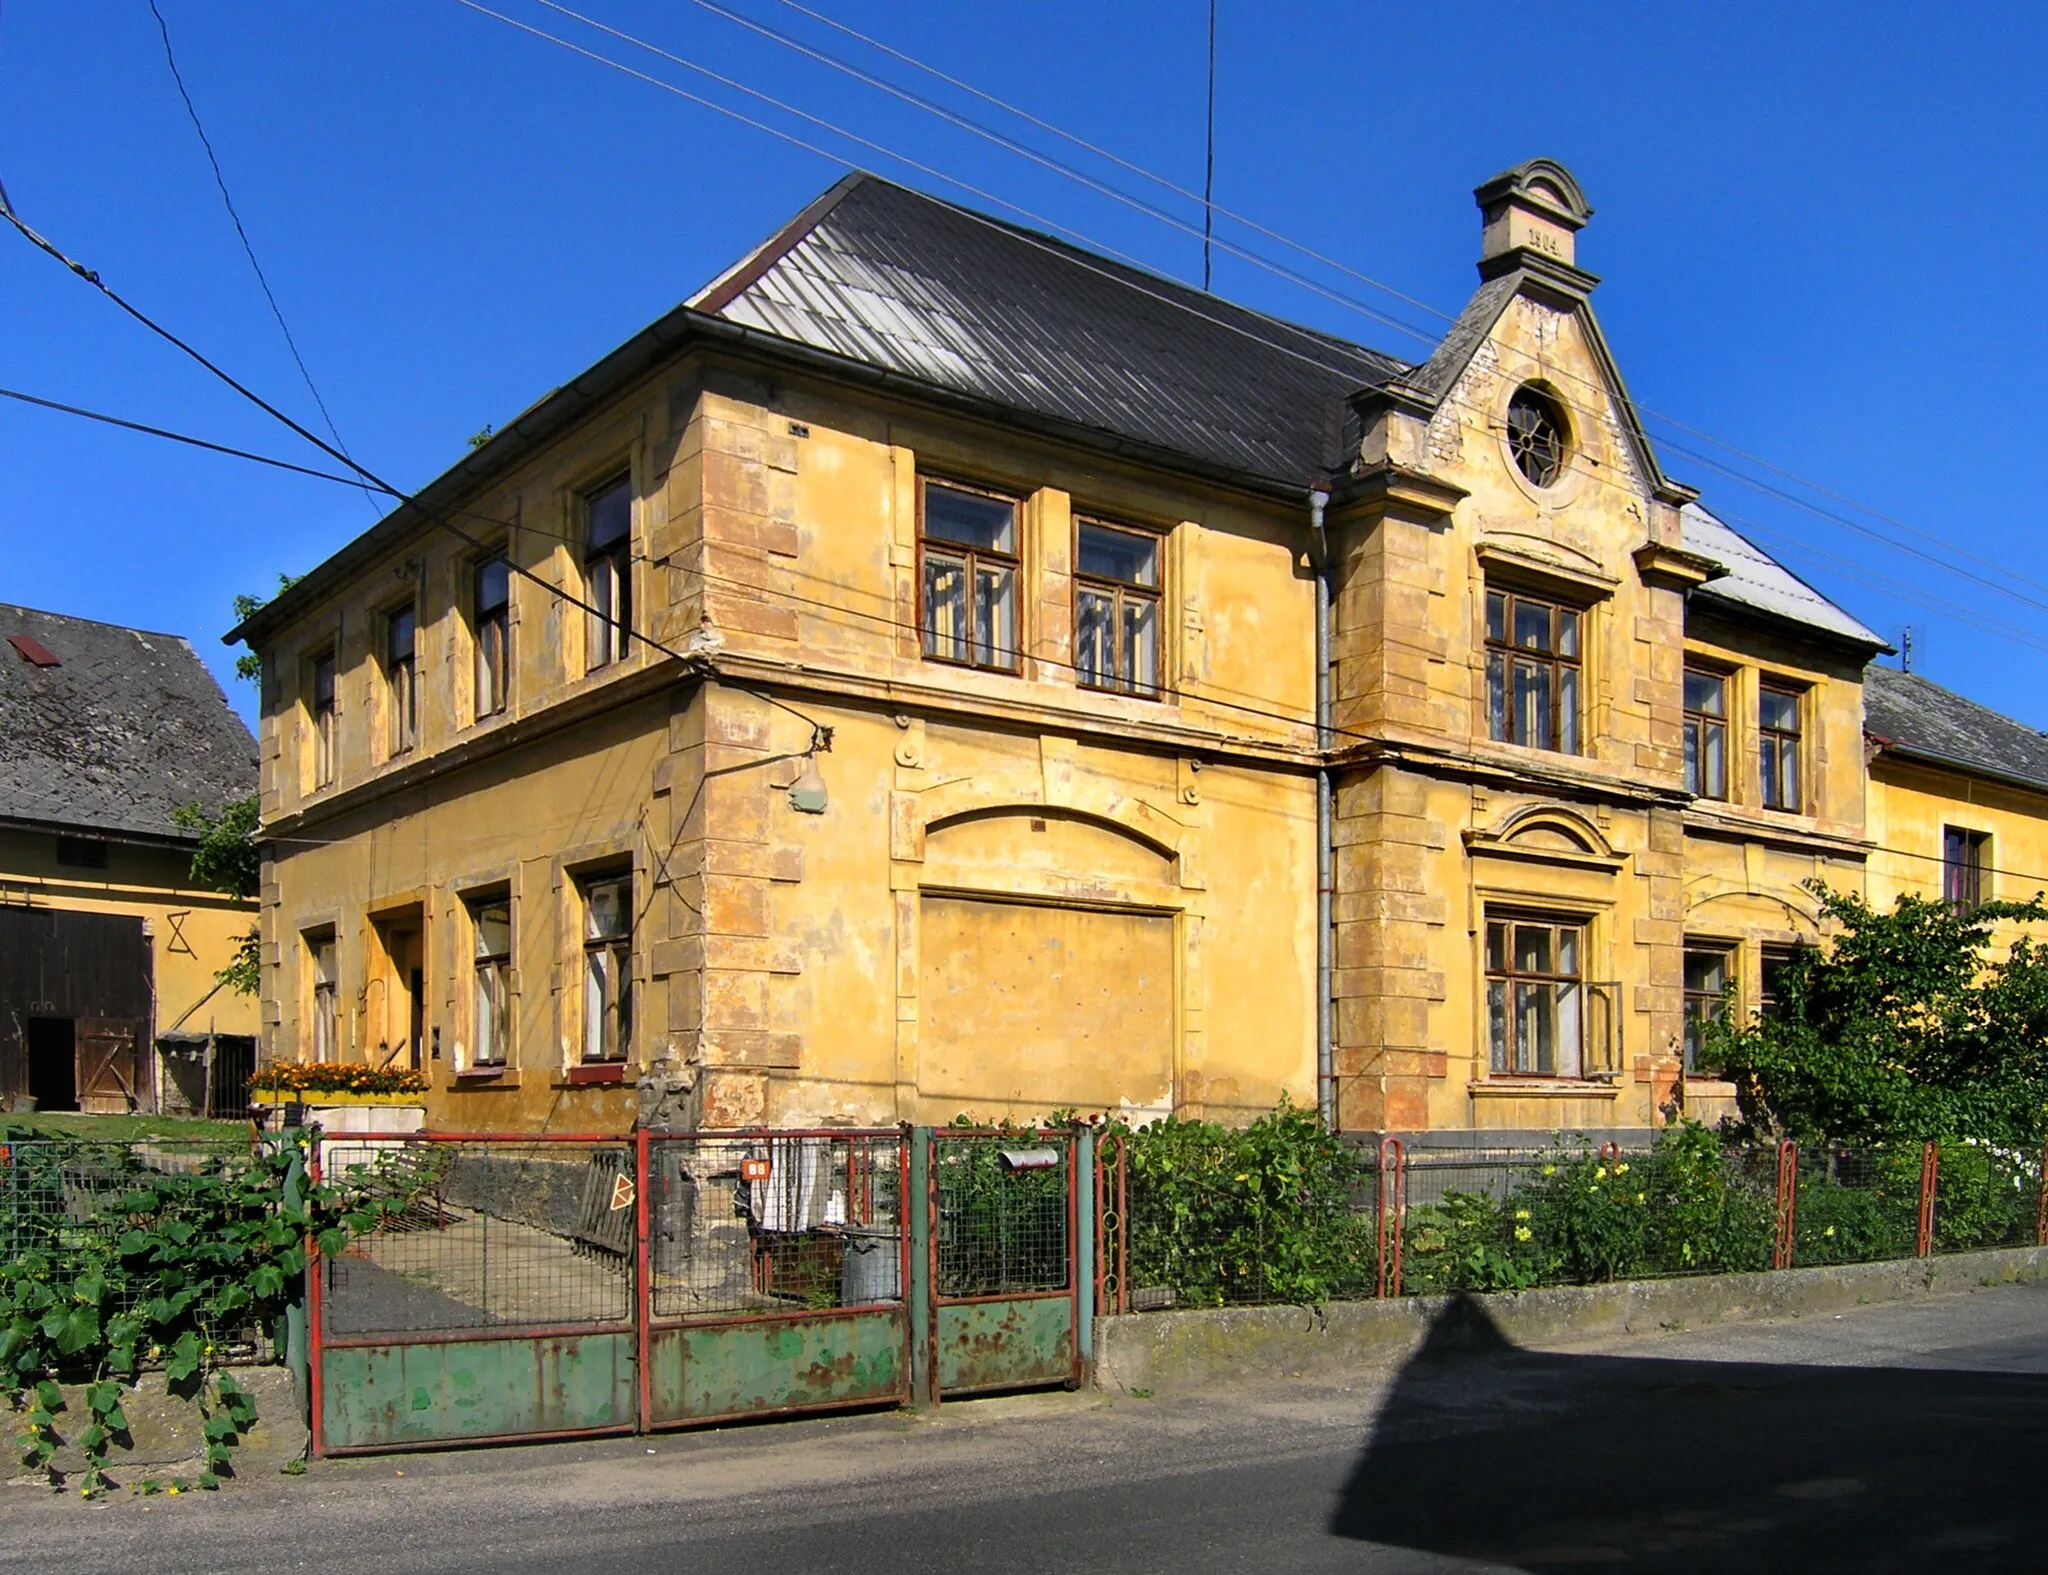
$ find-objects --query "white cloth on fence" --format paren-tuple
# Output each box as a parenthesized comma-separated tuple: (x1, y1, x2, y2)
(750, 1137, 831, 1233)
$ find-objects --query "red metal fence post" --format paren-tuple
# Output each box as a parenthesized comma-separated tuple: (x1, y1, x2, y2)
(1376, 1137, 1406, 1298)
(634, 1127, 651, 1434)
(1917, 1140, 1939, 1259)
(2038, 1137, 2048, 1248)
(1772, 1139, 1798, 1271)
(306, 1142, 326, 1459)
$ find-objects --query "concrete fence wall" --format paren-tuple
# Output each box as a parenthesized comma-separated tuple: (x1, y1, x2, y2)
(1096, 1244, 2048, 1395)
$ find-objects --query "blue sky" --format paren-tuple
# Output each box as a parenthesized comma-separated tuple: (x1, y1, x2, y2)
(4, 0, 2045, 727)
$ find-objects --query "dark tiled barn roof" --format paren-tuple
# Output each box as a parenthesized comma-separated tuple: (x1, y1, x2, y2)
(0, 605, 257, 841)
(1864, 664, 2048, 795)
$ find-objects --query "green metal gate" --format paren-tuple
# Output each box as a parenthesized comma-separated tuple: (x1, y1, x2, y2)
(640, 1129, 910, 1428)
(920, 1128, 1087, 1399)
(310, 1126, 1088, 1454)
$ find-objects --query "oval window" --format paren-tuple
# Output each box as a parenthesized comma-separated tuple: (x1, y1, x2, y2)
(1507, 386, 1568, 488)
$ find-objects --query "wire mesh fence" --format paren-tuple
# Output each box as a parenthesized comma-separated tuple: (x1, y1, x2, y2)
(933, 1133, 1071, 1299)
(0, 1136, 284, 1362)
(647, 1131, 904, 1321)
(1927, 1139, 2043, 1255)
(319, 1137, 635, 1340)
(1104, 1129, 2048, 1314)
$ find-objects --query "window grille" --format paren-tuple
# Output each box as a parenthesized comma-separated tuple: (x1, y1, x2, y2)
(1507, 387, 1567, 487)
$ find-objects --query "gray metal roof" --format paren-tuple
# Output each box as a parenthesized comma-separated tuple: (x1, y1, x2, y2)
(0, 605, 257, 842)
(1864, 664, 2048, 795)
(1680, 504, 1888, 651)
(700, 174, 1408, 488)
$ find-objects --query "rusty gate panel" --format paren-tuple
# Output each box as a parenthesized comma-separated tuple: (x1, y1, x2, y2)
(641, 1129, 910, 1430)
(935, 1296, 1075, 1395)
(929, 1130, 1081, 1398)
(320, 1333, 636, 1451)
(647, 1311, 905, 1423)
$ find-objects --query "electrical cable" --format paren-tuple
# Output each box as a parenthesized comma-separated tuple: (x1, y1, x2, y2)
(145, 0, 376, 515)
(0, 198, 833, 750)
(11, 371, 2048, 886)
(541, 0, 2048, 609)
(465, 0, 2048, 624)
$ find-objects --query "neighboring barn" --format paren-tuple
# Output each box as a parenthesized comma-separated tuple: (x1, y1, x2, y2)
(0, 605, 259, 1114)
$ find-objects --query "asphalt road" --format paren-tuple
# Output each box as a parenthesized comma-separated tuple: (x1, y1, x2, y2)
(9, 1280, 2048, 1573)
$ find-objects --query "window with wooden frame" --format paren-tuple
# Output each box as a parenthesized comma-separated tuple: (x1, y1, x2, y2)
(1682, 944, 1734, 1072)
(1759, 944, 1805, 1021)
(919, 478, 1019, 671)
(1682, 666, 1728, 799)
(1484, 588, 1580, 753)
(308, 930, 338, 1064)
(1485, 915, 1585, 1077)
(580, 874, 632, 1064)
(385, 603, 418, 756)
(1943, 826, 1991, 913)
(310, 649, 337, 787)
(468, 892, 512, 1068)
(1074, 518, 1161, 696)
(473, 555, 510, 719)
(584, 472, 632, 670)
(1758, 681, 1803, 811)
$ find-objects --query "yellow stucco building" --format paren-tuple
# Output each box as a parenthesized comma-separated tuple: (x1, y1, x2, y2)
(2, 605, 260, 1116)
(229, 162, 2048, 1141)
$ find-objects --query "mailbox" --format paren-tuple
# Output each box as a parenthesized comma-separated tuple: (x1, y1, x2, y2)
(998, 1147, 1060, 1173)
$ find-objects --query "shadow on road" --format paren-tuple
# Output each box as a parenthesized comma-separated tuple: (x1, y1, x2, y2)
(1328, 1295, 2048, 1572)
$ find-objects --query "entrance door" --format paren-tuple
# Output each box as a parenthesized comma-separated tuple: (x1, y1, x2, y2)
(27, 1018, 77, 1112)
(368, 911, 426, 1070)
(76, 1018, 137, 1114)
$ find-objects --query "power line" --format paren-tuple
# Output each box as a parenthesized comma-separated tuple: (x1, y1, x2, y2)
(1202, 0, 1216, 293)
(0, 201, 833, 748)
(628, 0, 2048, 610)
(144, 0, 376, 515)
(0, 384, 371, 486)
(490, 0, 2048, 621)
(20, 366, 2048, 869)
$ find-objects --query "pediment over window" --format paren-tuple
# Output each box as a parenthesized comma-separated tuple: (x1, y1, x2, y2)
(1463, 805, 1626, 871)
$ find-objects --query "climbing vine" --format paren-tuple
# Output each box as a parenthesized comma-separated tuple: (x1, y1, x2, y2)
(1, 1131, 382, 1495)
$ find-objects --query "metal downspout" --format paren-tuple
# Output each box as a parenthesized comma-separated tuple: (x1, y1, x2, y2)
(1310, 489, 1335, 1130)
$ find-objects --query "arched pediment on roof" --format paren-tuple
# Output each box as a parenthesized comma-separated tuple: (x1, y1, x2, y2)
(1463, 804, 1626, 872)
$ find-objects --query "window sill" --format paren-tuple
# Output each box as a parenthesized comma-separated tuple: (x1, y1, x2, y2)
(1680, 1076, 1738, 1098)
(1469, 1078, 1623, 1099)
(448, 1067, 520, 1090)
(560, 1062, 627, 1086)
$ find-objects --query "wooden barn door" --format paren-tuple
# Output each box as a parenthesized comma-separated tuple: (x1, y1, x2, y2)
(76, 1018, 138, 1114)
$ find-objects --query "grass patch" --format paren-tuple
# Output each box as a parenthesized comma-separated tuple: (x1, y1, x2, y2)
(2, 1111, 254, 1142)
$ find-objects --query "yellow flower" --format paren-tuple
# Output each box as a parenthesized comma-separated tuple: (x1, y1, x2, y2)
(1513, 1209, 1530, 1222)
(168, 1486, 181, 1496)
(1541, 1164, 1556, 1177)
(1635, 1192, 1646, 1204)
(1615, 1162, 1630, 1175)
(1234, 1174, 1249, 1182)
(1824, 1225, 1837, 1238)
(1514, 1226, 1532, 1242)
(1594, 1166, 1607, 1180)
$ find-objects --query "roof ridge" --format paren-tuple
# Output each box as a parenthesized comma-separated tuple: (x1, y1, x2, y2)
(2, 601, 197, 647)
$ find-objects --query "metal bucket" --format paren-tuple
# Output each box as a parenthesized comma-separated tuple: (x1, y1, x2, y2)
(840, 1225, 902, 1304)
